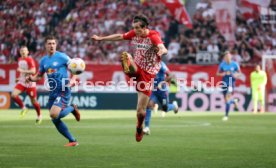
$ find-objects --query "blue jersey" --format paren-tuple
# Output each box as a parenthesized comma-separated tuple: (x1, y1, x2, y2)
(150, 62, 171, 108)
(39, 51, 71, 98)
(154, 61, 169, 91)
(218, 61, 240, 87)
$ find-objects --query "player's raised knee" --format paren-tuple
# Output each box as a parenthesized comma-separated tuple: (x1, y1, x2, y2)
(147, 101, 155, 110)
(50, 112, 59, 119)
(11, 93, 17, 99)
(137, 107, 146, 114)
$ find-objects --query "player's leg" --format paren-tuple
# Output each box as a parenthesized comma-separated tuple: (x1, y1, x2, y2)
(252, 89, 258, 114)
(136, 91, 150, 142)
(31, 97, 42, 124)
(157, 91, 168, 117)
(222, 86, 228, 120)
(223, 85, 238, 121)
(144, 93, 158, 135)
(11, 84, 28, 117)
(161, 90, 178, 114)
(50, 105, 77, 145)
(144, 99, 155, 135)
(227, 86, 238, 110)
(121, 52, 137, 74)
(27, 87, 42, 124)
(259, 88, 265, 113)
(50, 95, 80, 146)
(223, 93, 232, 121)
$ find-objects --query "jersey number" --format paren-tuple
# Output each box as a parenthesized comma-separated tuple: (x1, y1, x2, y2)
(54, 97, 61, 104)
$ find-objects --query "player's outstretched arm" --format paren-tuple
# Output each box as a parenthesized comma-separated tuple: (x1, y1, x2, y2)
(165, 72, 175, 83)
(233, 72, 241, 78)
(216, 63, 225, 76)
(157, 44, 168, 57)
(233, 67, 242, 78)
(91, 34, 124, 41)
(27, 73, 43, 82)
(216, 70, 225, 76)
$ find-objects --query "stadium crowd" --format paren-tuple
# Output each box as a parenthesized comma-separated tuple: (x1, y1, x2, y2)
(0, 0, 275, 65)
(0, 0, 74, 63)
(169, 0, 276, 65)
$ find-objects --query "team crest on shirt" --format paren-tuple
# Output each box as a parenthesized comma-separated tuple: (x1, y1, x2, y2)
(53, 62, 58, 66)
(18, 61, 28, 70)
(47, 68, 56, 74)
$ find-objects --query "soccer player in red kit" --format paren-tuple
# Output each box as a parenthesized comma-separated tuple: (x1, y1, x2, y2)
(92, 15, 168, 142)
(11, 46, 42, 124)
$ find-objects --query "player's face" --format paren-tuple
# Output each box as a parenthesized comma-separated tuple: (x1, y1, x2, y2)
(19, 47, 29, 58)
(46, 39, 57, 55)
(224, 53, 232, 63)
(255, 65, 261, 71)
(132, 22, 146, 37)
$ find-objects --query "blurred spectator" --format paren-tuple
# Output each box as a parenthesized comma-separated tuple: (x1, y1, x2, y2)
(232, 50, 243, 64)
(0, 0, 70, 62)
(167, 38, 180, 60)
(207, 40, 219, 53)
(1, 0, 275, 65)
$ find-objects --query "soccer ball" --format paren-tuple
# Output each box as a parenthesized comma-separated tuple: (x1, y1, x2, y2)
(69, 58, 86, 75)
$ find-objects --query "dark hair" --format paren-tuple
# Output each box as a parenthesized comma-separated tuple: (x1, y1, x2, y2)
(133, 15, 149, 28)
(45, 35, 57, 43)
(20, 45, 28, 49)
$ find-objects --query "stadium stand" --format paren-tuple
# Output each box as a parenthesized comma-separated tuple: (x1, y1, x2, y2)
(0, 0, 275, 64)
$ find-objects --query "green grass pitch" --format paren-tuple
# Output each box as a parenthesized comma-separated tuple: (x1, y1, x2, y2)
(0, 109, 276, 168)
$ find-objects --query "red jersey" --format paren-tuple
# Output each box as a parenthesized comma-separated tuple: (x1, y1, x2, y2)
(123, 29, 163, 75)
(17, 57, 36, 88)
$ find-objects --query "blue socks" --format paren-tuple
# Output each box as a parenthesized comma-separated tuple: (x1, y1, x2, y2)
(52, 106, 75, 142)
(144, 102, 176, 128)
(167, 104, 175, 112)
(225, 99, 235, 116)
(145, 108, 151, 128)
(58, 106, 74, 118)
(52, 119, 75, 142)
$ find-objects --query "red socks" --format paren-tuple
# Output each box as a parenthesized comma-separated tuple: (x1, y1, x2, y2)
(32, 101, 41, 116)
(12, 96, 24, 109)
(13, 95, 41, 117)
(137, 113, 145, 128)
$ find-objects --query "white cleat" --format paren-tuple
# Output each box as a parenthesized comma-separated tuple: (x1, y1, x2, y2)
(143, 127, 151, 135)
(172, 101, 179, 114)
(161, 111, 166, 118)
(222, 116, 228, 121)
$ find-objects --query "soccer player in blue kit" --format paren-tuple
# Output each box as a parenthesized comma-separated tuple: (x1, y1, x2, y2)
(28, 36, 81, 146)
(143, 61, 179, 135)
(217, 51, 241, 121)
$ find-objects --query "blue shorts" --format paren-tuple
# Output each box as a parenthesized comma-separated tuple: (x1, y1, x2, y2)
(47, 91, 71, 110)
(150, 90, 169, 108)
(222, 85, 234, 96)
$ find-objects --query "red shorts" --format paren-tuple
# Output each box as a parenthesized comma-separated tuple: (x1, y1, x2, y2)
(15, 83, 37, 99)
(127, 65, 156, 97)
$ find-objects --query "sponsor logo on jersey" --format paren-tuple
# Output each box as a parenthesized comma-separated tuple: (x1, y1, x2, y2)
(47, 68, 56, 74)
